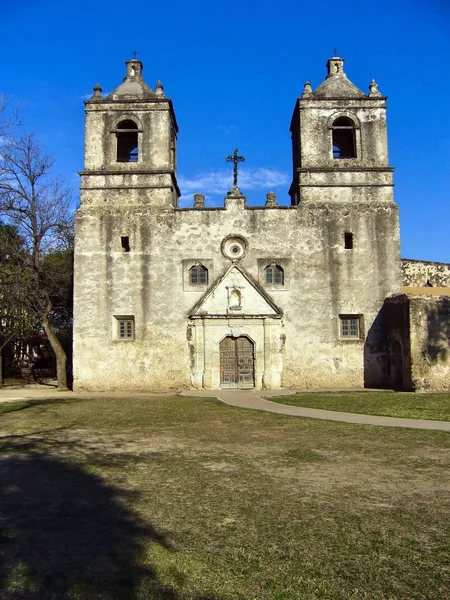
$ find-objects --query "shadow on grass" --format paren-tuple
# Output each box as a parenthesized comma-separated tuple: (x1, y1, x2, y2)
(0, 435, 220, 600)
(0, 398, 78, 416)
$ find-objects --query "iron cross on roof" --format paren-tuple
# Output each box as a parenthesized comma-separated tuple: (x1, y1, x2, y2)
(226, 148, 245, 188)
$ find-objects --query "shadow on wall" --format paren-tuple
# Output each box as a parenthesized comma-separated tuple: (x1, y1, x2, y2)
(0, 433, 220, 600)
(425, 297, 450, 365)
(363, 305, 389, 389)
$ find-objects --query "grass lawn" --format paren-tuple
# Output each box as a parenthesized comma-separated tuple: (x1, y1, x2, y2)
(0, 395, 449, 599)
(269, 391, 450, 421)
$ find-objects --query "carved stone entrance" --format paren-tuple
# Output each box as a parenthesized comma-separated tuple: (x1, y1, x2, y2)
(219, 336, 255, 389)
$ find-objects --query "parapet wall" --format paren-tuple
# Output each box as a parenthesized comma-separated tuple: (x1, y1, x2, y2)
(402, 259, 450, 287)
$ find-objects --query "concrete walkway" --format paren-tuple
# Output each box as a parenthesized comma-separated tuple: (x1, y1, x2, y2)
(1, 385, 450, 431)
(181, 389, 450, 431)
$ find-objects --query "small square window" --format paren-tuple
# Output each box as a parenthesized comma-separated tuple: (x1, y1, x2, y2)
(339, 315, 362, 340)
(114, 316, 135, 340)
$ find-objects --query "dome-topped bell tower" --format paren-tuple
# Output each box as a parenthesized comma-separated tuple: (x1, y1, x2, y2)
(80, 57, 180, 209)
(289, 55, 394, 206)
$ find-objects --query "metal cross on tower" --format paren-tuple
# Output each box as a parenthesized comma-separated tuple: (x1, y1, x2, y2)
(226, 148, 245, 188)
(132, 50, 139, 59)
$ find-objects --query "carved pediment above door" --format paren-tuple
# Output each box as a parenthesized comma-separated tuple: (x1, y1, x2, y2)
(189, 264, 282, 319)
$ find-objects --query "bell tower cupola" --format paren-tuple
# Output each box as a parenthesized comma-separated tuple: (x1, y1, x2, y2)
(125, 58, 143, 80)
(80, 57, 180, 209)
(289, 56, 394, 206)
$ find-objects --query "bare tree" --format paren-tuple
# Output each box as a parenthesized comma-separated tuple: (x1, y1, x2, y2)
(0, 93, 21, 140)
(0, 133, 73, 389)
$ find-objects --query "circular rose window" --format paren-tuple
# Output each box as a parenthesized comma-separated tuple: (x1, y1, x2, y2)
(221, 235, 248, 260)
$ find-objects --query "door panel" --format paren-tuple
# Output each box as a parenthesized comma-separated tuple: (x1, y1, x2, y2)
(220, 336, 254, 389)
(237, 336, 254, 388)
(219, 337, 237, 387)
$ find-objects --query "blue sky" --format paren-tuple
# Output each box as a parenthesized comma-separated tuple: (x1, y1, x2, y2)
(2, 0, 449, 261)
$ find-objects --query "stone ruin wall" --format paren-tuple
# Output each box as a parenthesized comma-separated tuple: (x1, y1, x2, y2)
(402, 259, 450, 288)
(409, 295, 450, 390)
(386, 293, 450, 391)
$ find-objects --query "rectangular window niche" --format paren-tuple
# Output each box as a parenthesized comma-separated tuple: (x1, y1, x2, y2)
(113, 315, 135, 341)
(121, 236, 130, 252)
(344, 232, 353, 249)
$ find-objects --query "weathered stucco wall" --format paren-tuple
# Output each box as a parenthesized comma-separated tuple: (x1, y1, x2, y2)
(74, 190, 400, 390)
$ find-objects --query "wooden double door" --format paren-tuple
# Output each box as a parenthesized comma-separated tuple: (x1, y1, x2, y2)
(220, 336, 255, 389)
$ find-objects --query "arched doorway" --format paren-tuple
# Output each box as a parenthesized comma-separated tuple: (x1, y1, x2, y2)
(219, 336, 255, 389)
(390, 340, 404, 391)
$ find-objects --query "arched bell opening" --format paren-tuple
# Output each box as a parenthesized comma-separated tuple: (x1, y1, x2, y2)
(115, 119, 139, 163)
(331, 116, 357, 159)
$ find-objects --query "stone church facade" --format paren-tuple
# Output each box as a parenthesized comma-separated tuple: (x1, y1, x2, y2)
(73, 56, 450, 391)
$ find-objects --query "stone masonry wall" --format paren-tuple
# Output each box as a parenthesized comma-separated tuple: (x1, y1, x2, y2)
(402, 259, 450, 287)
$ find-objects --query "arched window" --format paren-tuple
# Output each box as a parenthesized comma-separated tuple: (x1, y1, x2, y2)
(265, 263, 284, 286)
(332, 116, 356, 159)
(189, 264, 208, 286)
(116, 120, 139, 162)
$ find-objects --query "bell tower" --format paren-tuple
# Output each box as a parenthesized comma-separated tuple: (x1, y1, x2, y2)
(288, 56, 400, 388)
(289, 55, 394, 206)
(74, 58, 181, 391)
(80, 58, 180, 209)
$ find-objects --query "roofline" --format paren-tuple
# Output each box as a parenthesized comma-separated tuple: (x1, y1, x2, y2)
(401, 258, 450, 268)
(189, 314, 282, 320)
(300, 95, 388, 102)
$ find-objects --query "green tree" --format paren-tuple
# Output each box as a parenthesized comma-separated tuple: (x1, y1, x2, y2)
(0, 133, 73, 389)
(0, 221, 36, 384)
